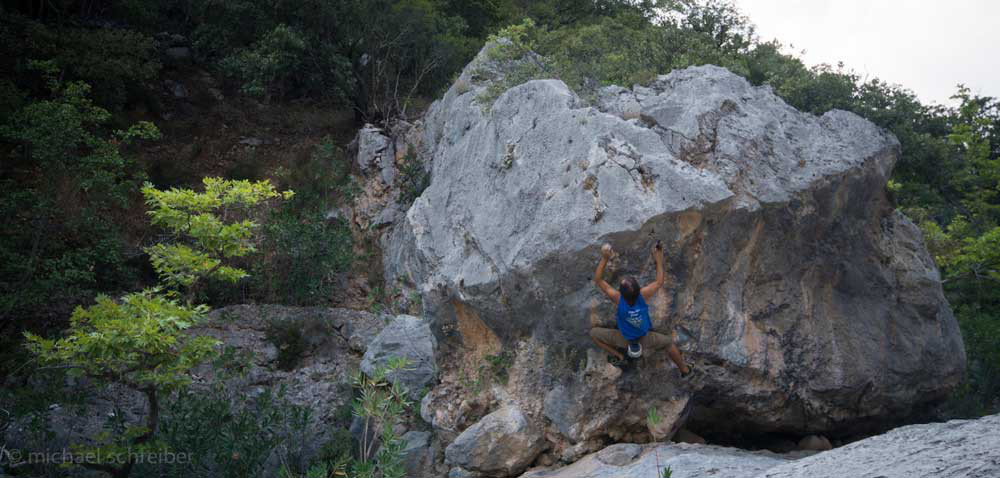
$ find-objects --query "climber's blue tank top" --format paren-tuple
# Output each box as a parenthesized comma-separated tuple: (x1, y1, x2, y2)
(616, 294, 651, 341)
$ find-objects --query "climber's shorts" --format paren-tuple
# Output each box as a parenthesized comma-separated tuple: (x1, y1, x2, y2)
(589, 327, 672, 351)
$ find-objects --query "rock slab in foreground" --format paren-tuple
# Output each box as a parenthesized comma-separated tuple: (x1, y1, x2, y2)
(385, 41, 965, 436)
(760, 414, 1000, 478)
(524, 413, 1000, 478)
(521, 442, 789, 478)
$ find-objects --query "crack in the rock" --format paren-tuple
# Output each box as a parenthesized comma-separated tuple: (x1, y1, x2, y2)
(598, 135, 658, 191)
(458, 224, 509, 306)
(674, 99, 742, 170)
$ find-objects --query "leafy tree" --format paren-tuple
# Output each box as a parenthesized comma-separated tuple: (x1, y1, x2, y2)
(928, 91, 1000, 414)
(336, 0, 476, 121)
(142, 177, 294, 302)
(219, 23, 310, 100)
(23, 291, 218, 478)
(947, 87, 1000, 227)
(22, 178, 291, 477)
(187, 0, 477, 120)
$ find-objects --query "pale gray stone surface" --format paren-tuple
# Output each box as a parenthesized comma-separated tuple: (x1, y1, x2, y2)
(523, 414, 1000, 478)
(444, 406, 546, 476)
(521, 442, 789, 478)
(400, 430, 437, 478)
(760, 414, 1000, 478)
(355, 123, 392, 174)
(384, 40, 965, 436)
(360, 314, 437, 399)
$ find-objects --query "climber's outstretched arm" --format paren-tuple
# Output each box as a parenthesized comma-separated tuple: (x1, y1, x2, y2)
(594, 244, 620, 302)
(641, 241, 665, 300)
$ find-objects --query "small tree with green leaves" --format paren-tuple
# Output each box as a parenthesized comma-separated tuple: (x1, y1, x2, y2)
(143, 177, 294, 302)
(24, 178, 291, 477)
(24, 291, 217, 477)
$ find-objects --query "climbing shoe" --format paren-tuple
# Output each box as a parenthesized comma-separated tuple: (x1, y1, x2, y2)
(609, 349, 635, 370)
(680, 363, 696, 379)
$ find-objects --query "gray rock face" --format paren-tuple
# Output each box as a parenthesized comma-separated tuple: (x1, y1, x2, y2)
(444, 406, 546, 476)
(521, 442, 790, 478)
(384, 41, 965, 436)
(355, 123, 394, 181)
(539, 347, 689, 446)
(361, 314, 437, 398)
(400, 430, 438, 478)
(350, 121, 421, 231)
(761, 414, 1000, 478)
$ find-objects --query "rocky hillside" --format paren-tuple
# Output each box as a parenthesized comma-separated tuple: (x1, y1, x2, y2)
(347, 40, 968, 476)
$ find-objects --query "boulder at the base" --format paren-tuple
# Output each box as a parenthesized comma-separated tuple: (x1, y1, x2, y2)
(760, 414, 1000, 478)
(400, 430, 437, 477)
(361, 314, 437, 398)
(444, 406, 546, 477)
(384, 39, 965, 437)
(521, 442, 790, 478)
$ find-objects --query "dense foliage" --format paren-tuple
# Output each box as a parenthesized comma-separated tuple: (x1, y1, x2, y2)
(0, 59, 159, 333)
(21, 178, 288, 477)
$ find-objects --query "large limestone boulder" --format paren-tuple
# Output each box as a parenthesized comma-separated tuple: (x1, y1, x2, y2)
(384, 41, 965, 438)
(759, 414, 1000, 478)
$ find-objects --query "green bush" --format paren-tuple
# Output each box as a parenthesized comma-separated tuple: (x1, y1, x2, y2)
(252, 211, 354, 305)
(219, 24, 310, 100)
(0, 13, 159, 112)
(399, 148, 431, 206)
(237, 139, 355, 305)
(313, 428, 356, 472)
(0, 62, 158, 327)
(187, 0, 476, 119)
(21, 178, 291, 477)
(263, 313, 343, 372)
(140, 384, 314, 478)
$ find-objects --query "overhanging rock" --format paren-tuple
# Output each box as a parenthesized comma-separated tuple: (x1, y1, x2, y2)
(384, 42, 965, 436)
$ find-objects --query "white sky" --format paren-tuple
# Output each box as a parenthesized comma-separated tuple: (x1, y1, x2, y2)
(731, 0, 1000, 106)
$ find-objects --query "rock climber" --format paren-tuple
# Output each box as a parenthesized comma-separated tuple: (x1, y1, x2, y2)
(589, 241, 693, 377)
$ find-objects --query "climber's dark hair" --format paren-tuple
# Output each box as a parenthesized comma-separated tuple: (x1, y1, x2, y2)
(620, 276, 640, 306)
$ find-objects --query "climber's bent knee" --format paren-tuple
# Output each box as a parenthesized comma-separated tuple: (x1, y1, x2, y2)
(590, 327, 628, 348)
(639, 331, 672, 351)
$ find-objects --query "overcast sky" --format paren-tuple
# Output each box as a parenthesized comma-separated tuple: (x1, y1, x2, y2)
(731, 0, 1000, 106)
